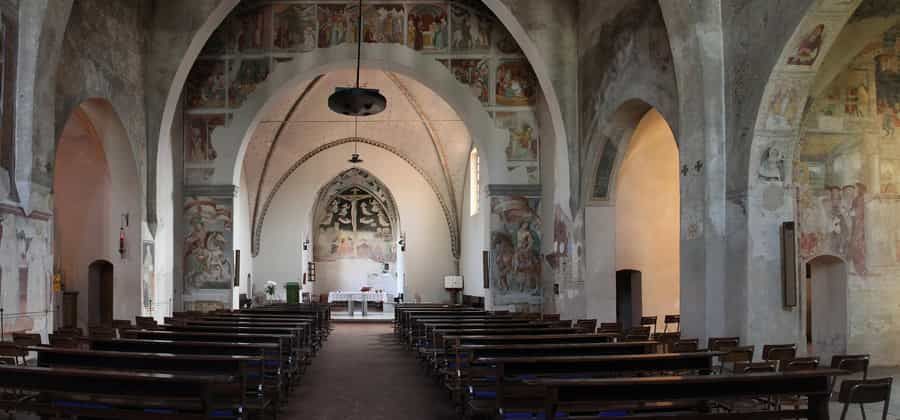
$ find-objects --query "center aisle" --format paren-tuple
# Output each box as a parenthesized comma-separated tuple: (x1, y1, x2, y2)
(285, 323, 459, 419)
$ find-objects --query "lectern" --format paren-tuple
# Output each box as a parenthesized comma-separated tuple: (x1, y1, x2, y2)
(444, 275, 463, 305)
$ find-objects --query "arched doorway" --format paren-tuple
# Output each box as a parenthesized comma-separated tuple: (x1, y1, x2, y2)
(53, 99, 142, 328)
(88, 260, 114, 325)
(805, 255, 848, 360)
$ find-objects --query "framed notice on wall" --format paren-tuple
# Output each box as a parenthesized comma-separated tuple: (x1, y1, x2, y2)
(482, 250, 490, 289)
(781, 222, 798, 308)
(234, 250, 240, 287)
(308, 262, 316, 282)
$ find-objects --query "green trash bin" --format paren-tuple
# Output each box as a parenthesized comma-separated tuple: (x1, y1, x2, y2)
(285, 282, 301, 304)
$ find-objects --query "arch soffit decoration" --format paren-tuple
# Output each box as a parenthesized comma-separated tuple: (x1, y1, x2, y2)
(746, 0, 866, 189)
(253, 136, 457, 258)
(583, 99, 659, 207)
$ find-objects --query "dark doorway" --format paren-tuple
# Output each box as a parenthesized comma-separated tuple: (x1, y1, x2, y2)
(615, 270, 642, 330)
(805, 255, 847, 360)
(88, 260, 114, 325)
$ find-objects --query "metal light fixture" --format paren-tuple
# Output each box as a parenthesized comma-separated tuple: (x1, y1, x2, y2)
(328, 0, 386, 117)
(348, 117, 364, 164)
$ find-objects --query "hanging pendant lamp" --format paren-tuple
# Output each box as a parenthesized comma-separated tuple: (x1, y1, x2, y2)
(329, 0, 386, 117)
(349, 117, 364, 164)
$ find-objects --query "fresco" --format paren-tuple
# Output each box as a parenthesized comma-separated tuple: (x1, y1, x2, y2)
(592, 139, 619, 200)
(142, 241, 155, 312)
(364, 4, 405, 44)
(184, 114, 226, 163)
(490, 196, 542, 305)
(495, 111, 539, 162)
(184, 0, 542, 188)
(407, 4, 448, 51)
(758, 144, 787, 182)
(787, 24, 825, 66)
(876, 50, 900, 136)
(318, 4, 360, 48)
(496, 60, 536, 106)
(450, 59, 489, 103)
(234, 5, 270, 52)
(763, 78, 806, 130)
(229, 58, 271, 108)
(185, 60, 227, 109)
(273, 4, 317, 52)
(545, 205, 570, 271)
(184, 197, 234, 289)
(313, 169, 398, 263)
(451, 4, 491, 50)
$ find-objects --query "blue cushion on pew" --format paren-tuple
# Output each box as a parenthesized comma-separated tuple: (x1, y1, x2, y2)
(472, 390, 496, 399)
(53, 400, 112, 409)
(265, 360, 280, 367)
(144, 408, 176, 414)
(597, 410, 629, 417)
(211, 408, 238, 417)
(503, 412, 569, 419)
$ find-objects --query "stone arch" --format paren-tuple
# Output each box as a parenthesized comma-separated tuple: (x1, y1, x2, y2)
(54, 98, 142, 327)
(254, 137, 455, 258)
(582, 99, 658, 206)
(223, 45, 502, 189)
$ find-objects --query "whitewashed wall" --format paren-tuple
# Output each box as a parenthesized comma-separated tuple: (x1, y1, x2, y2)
(254, 143, 456, 303)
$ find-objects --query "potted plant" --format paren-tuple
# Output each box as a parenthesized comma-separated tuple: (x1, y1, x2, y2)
(265, 281, 277, 302)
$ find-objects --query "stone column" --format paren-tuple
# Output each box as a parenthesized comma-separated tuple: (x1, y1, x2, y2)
(182, 184, 237, 311)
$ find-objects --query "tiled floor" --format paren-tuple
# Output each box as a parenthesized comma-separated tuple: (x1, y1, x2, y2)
(284, 323, 458, 420)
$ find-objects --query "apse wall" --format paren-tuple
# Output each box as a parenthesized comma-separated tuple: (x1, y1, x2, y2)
(614, 110, 680, 328)
(254, 142, 456, 303)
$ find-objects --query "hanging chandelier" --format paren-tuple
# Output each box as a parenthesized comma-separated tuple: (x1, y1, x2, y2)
(328, 0, 386, 117)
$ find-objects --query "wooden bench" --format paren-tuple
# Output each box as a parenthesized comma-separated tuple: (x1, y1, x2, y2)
(522, 369, 844, 419)
(0, 364, 242, 419)
(32, 346, 269, 417)
(465, 352, 721, 418)
(89, 337, 285, 409)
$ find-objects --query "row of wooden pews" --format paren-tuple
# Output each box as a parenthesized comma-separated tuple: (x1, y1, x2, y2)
(0, 303, 331, 419)
(396, 303, 877, 420)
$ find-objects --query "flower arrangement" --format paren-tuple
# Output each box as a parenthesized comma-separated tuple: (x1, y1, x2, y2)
(265, 281, 277, 298)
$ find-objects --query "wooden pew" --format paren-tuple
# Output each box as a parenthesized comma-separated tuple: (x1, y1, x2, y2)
(124, 330, 301, 387)
(0, 364, 242, 419)
(182, 319, 316, 358)
(522, 369, 844, 419)
(445, 341, 659, 405)
(160, 324, 307, 372)
(465, 352, 721, 418)
(89, 337, 285, 410)
(430, 327, 582, 351)
(32, 346, 266, 417)
(414, 320, 551, 347)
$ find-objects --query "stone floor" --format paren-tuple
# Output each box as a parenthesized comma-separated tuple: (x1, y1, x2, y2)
(284, 323, 458, 420)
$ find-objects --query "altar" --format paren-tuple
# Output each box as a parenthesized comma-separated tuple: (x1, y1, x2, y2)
(327, 291, 392, 316)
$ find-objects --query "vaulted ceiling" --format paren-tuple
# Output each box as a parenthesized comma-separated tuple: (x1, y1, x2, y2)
(243, 68, 472, 256)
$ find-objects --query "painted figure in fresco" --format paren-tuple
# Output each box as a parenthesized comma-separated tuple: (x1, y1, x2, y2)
(758, 145, 785, 182)
(787, 24, 824, 66)
(514, 222, 540, 292)
(823, 186, 850, 255)
(492, 233, 515, 291)
(847, 183, 867, 274)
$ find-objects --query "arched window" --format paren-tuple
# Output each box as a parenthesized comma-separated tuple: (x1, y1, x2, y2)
(469, 148, 480, 216)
